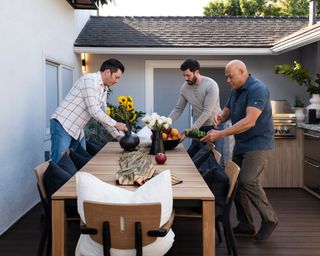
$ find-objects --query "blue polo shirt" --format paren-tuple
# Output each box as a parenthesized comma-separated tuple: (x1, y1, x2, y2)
(225, 75, 274, 155)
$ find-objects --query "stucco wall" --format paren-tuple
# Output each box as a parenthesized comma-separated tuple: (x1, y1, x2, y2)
(0, 0, 89, 234)
(85, 52, 311, 112)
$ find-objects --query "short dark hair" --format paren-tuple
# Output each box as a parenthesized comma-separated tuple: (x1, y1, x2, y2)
(100, 58, 125, 74)
(180, 59, 200, 72)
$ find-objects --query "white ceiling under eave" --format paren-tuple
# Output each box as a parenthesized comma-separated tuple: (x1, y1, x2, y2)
(271, 23, 320, 54)
(73, 47, 273, 55)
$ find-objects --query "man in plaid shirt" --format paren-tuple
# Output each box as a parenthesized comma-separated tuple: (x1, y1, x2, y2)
(50, 58, 127, 163)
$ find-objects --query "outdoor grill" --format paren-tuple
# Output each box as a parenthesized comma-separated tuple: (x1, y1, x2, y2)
(271, 100, 296, 138)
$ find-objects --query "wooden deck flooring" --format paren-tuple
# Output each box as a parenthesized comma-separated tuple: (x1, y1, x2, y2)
(0, 188, 320, 256)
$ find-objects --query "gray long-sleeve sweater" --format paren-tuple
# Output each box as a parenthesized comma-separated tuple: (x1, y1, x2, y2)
(169, 76, 221, 129)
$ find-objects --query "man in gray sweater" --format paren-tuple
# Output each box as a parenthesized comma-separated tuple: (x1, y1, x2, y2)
(169, 59, 224, 161)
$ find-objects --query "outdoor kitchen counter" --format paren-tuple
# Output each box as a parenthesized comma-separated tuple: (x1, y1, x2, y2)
(297, 123, 320, 132)
(259, 128, 303, 188)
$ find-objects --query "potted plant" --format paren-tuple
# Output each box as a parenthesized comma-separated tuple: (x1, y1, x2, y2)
(274, 61, 320, 96)
(275, 61, 320, 119)
(293, 96, 305, 123)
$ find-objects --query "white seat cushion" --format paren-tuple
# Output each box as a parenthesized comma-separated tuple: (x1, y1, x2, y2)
(75, 170, 174, 256)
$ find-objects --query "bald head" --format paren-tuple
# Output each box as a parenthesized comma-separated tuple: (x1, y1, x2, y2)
(225, 59, 249, 89)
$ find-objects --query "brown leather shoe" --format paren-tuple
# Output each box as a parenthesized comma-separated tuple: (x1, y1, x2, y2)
(254, 222, 279, 240)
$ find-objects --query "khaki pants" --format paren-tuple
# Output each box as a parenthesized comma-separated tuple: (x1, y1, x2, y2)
(233, 150, 278, 229)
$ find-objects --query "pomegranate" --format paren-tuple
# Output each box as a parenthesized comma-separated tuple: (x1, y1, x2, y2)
(155, 152, 167, 164)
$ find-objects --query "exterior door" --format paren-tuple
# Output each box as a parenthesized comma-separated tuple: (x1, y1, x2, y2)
(154, 68, 190, 147)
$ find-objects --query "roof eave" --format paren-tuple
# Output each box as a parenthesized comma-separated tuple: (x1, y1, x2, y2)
(73, 47, 273, 55)
(271, 24, 320, 54)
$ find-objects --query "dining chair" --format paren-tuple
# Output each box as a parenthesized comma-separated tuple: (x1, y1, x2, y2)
(33, 161, 51, 256)
(33, 161, 79, 256)
(77, 201, 175, 256)
(207, 142, 222, 165)
(215, 160, 240, 256)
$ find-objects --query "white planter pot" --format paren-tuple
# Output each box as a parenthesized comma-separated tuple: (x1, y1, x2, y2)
(306, 94, 320, 120)
(294, 107, 305, 123)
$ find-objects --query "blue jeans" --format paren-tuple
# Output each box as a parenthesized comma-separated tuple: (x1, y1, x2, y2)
(50, 119, 86, 163)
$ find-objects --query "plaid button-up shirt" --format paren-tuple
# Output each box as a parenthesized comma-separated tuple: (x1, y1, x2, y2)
(52, 71, 122, 140)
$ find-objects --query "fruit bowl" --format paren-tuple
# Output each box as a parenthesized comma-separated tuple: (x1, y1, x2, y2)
(163, 139, 180, 150)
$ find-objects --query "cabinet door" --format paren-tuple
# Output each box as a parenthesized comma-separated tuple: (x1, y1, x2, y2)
(260, 128, 303, 187)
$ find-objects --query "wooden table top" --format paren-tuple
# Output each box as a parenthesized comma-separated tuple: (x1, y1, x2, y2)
(52, 142, 214, 201)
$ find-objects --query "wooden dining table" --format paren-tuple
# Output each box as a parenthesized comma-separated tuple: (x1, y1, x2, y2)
(51, 142, 215, 256)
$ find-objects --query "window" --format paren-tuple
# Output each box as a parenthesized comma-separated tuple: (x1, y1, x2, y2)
(45, 60, 74, 136)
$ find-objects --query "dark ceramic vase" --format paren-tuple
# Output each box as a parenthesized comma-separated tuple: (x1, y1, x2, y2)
(149, 129, 165, 155)
(119, 130, 140, 151)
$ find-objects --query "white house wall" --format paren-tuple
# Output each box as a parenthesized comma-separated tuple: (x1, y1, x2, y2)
(0, 0, 90, 234)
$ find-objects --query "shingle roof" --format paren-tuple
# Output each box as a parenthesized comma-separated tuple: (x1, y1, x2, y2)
(74, 16, 310, 48)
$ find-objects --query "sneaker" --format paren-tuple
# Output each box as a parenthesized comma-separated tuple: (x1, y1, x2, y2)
(232, 225, 255, 236)
(254, 221, 279, 241)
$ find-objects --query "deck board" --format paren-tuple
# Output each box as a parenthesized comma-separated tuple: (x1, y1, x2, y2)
(0, 188, 320, 256)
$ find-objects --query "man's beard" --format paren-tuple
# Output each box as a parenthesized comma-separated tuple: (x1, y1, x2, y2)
(186, 76, 197, 85)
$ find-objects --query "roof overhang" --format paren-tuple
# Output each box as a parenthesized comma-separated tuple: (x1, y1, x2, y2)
(65, 0, 98, 9)
(73, 47, 273, 55)
(271, 23, 320, 54)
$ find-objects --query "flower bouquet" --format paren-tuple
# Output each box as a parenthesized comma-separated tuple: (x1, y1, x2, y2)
(107, 95, 145, 132)
(141, 113, 172, 132)
(141, 113, 172, 154)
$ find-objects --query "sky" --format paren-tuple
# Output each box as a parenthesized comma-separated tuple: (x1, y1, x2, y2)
(100, 0, 210, 16)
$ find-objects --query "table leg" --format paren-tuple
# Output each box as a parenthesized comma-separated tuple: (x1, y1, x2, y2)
(202, 200, 215, 256)
(52, 200, 66, 256)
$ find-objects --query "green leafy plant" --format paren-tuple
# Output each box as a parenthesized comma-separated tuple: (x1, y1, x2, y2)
(294, 96, 305, 108)
(274, 61, 320, 96)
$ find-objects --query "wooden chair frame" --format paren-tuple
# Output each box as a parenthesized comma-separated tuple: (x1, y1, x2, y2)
(216, 160, 240, 256)
(80, 201, 175, 256)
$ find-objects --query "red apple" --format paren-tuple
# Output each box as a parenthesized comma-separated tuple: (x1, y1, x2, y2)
(155, 152, 167, 164)
(165, 127, 172, 134)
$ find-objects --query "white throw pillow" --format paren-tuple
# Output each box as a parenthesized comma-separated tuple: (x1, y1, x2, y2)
(75, 170, 174, 256)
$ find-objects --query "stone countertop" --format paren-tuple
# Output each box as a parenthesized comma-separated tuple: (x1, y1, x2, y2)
(297, 123, 320, 132)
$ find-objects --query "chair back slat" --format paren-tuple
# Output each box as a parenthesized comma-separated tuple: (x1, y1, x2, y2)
(33, 161, 50, 199)
(225, 160, 240, 200)
(207, 142, 222, 164)
(83, 201, 161, 249)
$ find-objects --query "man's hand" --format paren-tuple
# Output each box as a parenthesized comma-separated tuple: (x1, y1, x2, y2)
(115, 135, 123, 142)
(115, 122, 128, 132)
(213, 112, 223, 129)
(200, 129, 223, 142)
(179, 131, 186, 142)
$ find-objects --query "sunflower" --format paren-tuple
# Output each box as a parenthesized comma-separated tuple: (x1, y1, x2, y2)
(117, 96, 127, 106)
(126, 102, 134, 111)
(107, 106, 111, 116)
(129, 112, 137, 123)
(107, 95, 145, 133)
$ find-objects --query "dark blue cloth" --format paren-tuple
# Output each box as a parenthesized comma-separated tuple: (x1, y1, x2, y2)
(43, 162, 72, 208)
(58, 152, 78, 175)
(225, 74, 274, 155)
(187, 124, 225, 169)
(69, 145, 92, 170)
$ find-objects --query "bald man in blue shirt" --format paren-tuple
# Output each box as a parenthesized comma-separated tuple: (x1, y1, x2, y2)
(201, 60, 278, 241)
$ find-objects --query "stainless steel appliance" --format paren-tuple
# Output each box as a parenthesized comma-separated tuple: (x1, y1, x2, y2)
(304, 130, 320, 196)
(271, 100, 296, 138)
